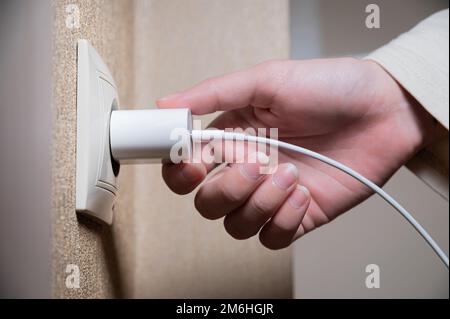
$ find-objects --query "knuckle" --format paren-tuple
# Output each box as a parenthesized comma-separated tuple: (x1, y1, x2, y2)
(253, 60, 290, 105)
(257, 59, 289, 78)
(250, 196, 273, 217)
(259, 59, 283, 71)
(202, 76, 220, 93)
(220, 184, 242, 203)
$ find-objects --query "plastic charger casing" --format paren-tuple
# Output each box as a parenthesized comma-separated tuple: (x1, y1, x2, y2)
(110, 108, 192, 163)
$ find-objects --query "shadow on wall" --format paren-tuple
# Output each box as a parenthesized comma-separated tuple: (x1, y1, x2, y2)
(76, 215, 125, 298)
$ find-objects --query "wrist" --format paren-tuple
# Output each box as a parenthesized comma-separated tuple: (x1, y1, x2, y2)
(363, 59, 446, 159)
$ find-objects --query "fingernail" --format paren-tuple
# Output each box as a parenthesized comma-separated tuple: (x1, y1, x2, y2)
(239, 152, 268, 180)
(272, 163, 298, 190)
(180, 164, 201, 182)
(288, 185, 310, 208)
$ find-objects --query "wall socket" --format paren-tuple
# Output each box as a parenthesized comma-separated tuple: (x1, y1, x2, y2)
(75, 39, 120, 225)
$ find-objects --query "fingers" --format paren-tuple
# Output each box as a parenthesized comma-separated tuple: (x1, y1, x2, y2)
(223, 163, 299, 239)
(194, 152, 268, 220)
(162, 134, 255, 195)
(162, 162, 207, 195)
(156, 60, 289, 115)
(166, 154, 313, 250)
(259, 185, 310, 249)
(292, 200, 331, 240)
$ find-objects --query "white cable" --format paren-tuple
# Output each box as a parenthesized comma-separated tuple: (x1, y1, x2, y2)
(192, 129, 449, 268)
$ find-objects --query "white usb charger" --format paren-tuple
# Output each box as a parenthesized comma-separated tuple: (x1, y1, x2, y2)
(110, 108, 192, 162)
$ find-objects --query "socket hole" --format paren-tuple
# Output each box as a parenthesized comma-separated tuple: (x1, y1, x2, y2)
(110, 99, 120, 177)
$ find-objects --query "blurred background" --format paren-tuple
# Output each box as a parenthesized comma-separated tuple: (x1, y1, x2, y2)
(0, 0, 448, 298)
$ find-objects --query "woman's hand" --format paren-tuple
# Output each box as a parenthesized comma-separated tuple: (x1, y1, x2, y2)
(156, 58, 443, 249)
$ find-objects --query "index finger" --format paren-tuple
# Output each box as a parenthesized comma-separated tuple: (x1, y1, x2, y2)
(156, 60, 288, 115)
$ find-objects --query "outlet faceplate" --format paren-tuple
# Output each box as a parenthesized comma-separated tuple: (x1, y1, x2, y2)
(75, 39, 120, 225)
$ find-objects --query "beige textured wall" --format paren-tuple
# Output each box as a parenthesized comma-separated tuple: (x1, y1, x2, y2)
(52, 0, 291, 298)
(52, 0, 135, 298)
(132, 0, 291, 298)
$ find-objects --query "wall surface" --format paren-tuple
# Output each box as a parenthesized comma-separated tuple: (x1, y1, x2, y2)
(290, 0, 449, 298)
(52, 0, 291, 298)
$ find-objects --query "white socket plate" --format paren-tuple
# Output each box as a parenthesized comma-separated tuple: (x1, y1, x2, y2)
(76, 39, 119, 225)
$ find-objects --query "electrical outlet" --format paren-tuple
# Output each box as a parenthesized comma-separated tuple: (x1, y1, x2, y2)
(75, 39, 120, 225)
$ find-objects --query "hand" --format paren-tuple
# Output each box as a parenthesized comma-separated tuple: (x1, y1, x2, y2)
(156, 58, 443, 249)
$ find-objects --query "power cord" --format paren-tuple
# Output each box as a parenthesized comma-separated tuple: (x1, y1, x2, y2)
(191, 129, 449, 268)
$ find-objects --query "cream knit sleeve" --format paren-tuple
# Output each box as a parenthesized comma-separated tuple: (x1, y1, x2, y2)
(366, 9, 449, 199)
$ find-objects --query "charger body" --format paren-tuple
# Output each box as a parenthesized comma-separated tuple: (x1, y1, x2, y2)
(110, 108, 192, 163)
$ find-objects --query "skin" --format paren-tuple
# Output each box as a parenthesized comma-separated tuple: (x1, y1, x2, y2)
(156, 58, 445, 250)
